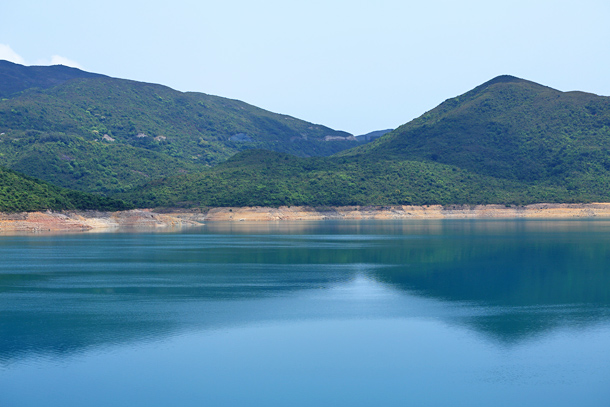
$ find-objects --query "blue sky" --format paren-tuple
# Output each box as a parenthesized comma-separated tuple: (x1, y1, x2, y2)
(1, 0, 609, 135)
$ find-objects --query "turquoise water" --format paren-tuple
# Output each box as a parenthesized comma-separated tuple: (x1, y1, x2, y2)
(1, 220, 609, 406)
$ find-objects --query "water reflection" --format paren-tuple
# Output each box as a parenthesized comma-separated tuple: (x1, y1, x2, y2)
(1, 220, 610, 362)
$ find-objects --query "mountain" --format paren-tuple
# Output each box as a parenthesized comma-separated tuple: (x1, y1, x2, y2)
(122, 76, 610, 208)
(341, 75, 610, 184)
(0, 60, 104, 98)
(0, 165, 130, 212)
(355, 129, 393, 142)
(0, 62, 359, 194)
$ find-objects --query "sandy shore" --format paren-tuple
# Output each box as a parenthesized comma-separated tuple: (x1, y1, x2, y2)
(2, 203, 610, 233)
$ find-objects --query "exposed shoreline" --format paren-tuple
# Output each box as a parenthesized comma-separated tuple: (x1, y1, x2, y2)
(0, 209, 205, 233)
(202, 203, 610, 221)
(2, 203, 610, 233)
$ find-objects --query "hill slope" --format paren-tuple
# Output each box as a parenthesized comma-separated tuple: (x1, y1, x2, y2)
(0, 166, 130, 212)
(121, 149, 585, 208)
(121, 76, 610, 208)
(0, 60, 104, 98)
(342, 75, 610, 184)
(0, 62, 358, 194)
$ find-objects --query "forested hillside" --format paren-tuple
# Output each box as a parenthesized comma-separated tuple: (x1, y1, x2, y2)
(342, 75, 610, 185)
(120, 149, 593, 208)
(0, 166, 130, 212)
(121, 76, 610, 208)
(0, 61, 359, 194)
(4, 69, 610, 210)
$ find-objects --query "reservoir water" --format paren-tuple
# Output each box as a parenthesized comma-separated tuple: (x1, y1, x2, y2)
(1, 220, 609, 406)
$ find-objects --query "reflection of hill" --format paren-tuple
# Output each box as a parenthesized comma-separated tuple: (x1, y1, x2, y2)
(0, 232, 357, 362)
(372, 222, 610, 305)
(2, 220, 610, 361)
(0, 265, 355, 363)
(369, 220, 610, 342)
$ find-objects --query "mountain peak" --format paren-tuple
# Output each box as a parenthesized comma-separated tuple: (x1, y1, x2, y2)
(470, 75, 557, 95)
(481, 75, 525, 86)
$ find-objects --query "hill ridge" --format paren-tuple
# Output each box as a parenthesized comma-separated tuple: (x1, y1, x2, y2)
(119, 75, 610, 208)
(0, 62, 360, 194)
(0, 60, 105, 98)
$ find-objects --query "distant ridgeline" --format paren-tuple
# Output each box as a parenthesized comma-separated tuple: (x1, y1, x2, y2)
(3, 61, 610, 210)
(0, 61, 362, 195)
(121, 76, 610, 208)
(0, 60, 105, 98)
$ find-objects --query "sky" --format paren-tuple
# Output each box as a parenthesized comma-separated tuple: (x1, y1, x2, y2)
(1, 0, 609, 135)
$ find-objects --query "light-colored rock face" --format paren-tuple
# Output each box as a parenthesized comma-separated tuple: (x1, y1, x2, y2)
(3, 204, 610, 234)
(0, 210, 202, 233)
(202, 204, 610, 222)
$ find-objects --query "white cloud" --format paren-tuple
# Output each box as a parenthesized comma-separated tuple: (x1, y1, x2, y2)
(49, 55, 83, 69)
(0, 44, 26, 64)
(0, 45, 83, 69)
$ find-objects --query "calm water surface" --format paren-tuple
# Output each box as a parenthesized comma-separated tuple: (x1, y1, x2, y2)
(1, 220, 610, 406)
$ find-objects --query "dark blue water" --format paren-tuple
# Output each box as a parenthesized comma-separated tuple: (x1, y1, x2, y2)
(1, 220, 610, 406)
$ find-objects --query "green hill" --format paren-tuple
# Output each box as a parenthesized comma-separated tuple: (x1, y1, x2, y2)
(121, 149, 585, 208)
(5, 71, 610, 209)
(121, 76, 610, 208)
(342, 75, 610, 184)
(0, 166, 131, 212)
(0, 62, 359, 194)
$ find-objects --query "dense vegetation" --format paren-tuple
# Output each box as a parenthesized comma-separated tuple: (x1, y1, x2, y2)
(0, 166, 131, 212)
(0, 132, 200, 194)
(4, 68, 610, 211)
(0, 62, 360, 194)
(121, 149, 593, 208)
(121, 76, 610, 208)
(342, 76, 610, 184)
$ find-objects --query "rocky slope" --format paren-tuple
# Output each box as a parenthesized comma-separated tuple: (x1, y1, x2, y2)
(0, 209, 203, 232)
